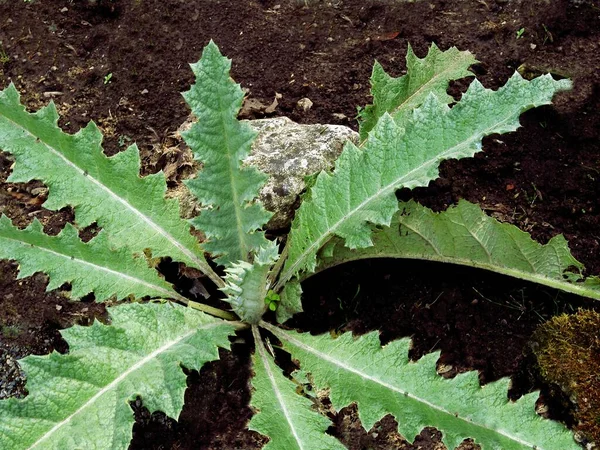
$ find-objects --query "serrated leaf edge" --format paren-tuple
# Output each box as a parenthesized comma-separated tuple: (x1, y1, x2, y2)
(28, 321, 223, 450)
(261, 321, 544, 449)
(376, 44, 476, 121)
(358, 43, 477, 140)
(0, 88, 222, 287)
(251, 325, 305, 447)
(278, 73, 570, 290)
(311, 201, 600, 300)
(0, 217, 183, 301)
(183, 41, 272, 266)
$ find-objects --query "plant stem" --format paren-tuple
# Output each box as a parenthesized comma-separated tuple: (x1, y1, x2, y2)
(186, 299, 238, 321)
(170, 280, 236, 321)
(267, 242, 288, 289)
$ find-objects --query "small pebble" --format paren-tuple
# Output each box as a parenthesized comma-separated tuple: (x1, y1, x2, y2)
(31, 187, 47, 196)
(296, 97, 313, 112)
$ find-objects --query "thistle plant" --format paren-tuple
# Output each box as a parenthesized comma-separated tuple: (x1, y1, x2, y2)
(0, 41, 596, 449)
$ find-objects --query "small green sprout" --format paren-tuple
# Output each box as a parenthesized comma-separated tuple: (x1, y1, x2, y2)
(542, 24, 554, 44)
(0, 44, 9, 65)
(516, 28, 525, 39)
(103, 73, 113, 85)
(264, 289, 280, 312)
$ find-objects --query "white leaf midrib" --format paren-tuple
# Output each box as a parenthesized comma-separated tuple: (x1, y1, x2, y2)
(279, 115, 506, 289)
(390, 51, 473, 119)
(263, 323, 538, 449)
(216, 76, 250, 262)
(28, 322, 221, 449)
(2, 233, 174, 299)
(252, 326, 305, 450)
(3, 112, 208, 273)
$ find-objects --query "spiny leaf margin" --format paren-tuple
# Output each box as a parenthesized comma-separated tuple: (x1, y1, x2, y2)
(182, 40, 272, 267)
(262, 322, 578, 450)
(0, 215, 182, 302)
(358, 43, 477, 140)
(221, 241, 279, 323)
(278, 72, 571, 290)
(249, 326, 345, 450)
(0, 302, 235, 450)
(0, 84, 221, 286)
(313, 200, 600, 299)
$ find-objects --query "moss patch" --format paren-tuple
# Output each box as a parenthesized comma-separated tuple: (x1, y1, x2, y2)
(532, 309, 600, 444)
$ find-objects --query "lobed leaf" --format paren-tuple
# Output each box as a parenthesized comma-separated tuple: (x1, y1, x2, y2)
(249, 326, 345, 450)
(262, 322, 578, 450)
(0, 302, 235, 450)
(278, 72, 570, 290)
(358, 43, 477, 140)
(0, 215, 183, 302)
(313, 200, 600, 300)
(0, 84, 222, 287)
(183, 40, 272, 267)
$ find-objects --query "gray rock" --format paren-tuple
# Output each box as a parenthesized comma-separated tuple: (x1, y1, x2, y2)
(245, 117, 359, 229)
(173, 116, 359, 230)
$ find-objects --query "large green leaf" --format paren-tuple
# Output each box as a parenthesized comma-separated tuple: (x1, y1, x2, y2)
(0, 84, 223, 287)
(183, 40, 272, 266)
(0, 302, 235, 450)
(261, 322, 578, 450)
(358, 43, 477, 140)
(249, 326, 345, 450)
(277, 73, 570, 290)
(313, 200, 600, 300)
(0, 215, 184, 302)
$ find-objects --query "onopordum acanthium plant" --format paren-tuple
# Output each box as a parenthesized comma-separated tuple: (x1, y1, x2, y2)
(0, 40, 597, 449)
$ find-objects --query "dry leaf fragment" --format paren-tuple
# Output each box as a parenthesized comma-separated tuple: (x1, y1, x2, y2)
(265, 92, 282, 114)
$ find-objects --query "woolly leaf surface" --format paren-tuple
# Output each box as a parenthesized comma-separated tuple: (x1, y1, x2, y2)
(0, 84, 219, 285)
(183, 40, 271, 266)
(0, 215, 181, 301)
(0, 302, 235, 450)
(276, 279, 303, 323)
(249, 326, 345, 450)
(221, 241, 279, 323)
(358, 43, 477, 140)
(279, 72, 570, 289)
(314, 200, 600, 300)
(262, 322, 578, 450)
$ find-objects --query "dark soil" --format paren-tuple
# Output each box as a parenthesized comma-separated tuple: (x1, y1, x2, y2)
(1, 0, 599, 449)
